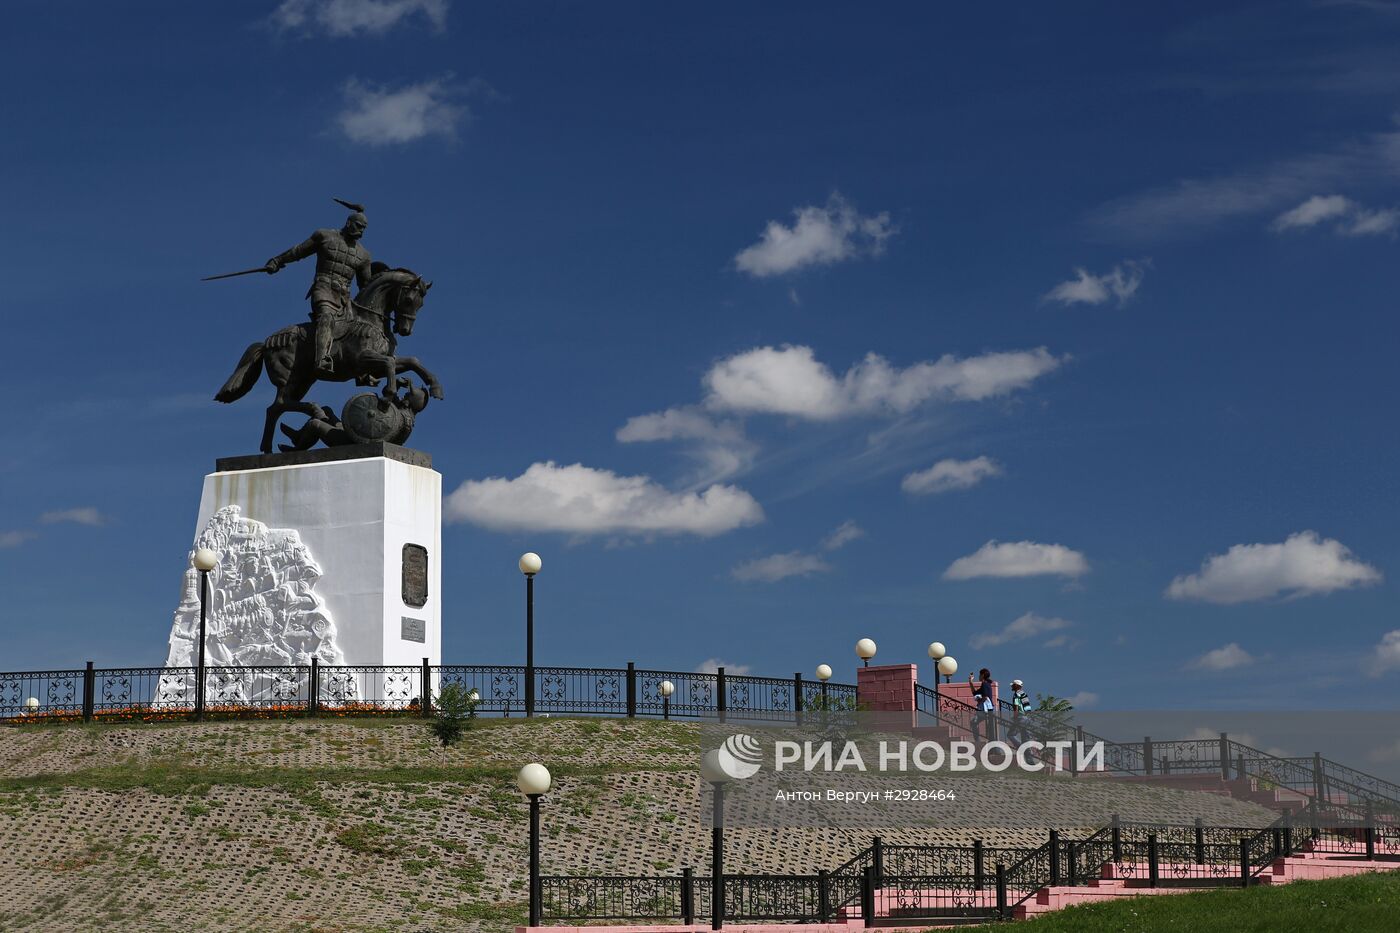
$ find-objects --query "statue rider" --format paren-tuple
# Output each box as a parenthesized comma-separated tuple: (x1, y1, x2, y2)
(263, 200, 372, 374)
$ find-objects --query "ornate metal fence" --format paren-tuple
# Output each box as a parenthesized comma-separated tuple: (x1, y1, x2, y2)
(436, 665, 521, 714)
(0, 668, 85, 719)
(1059, 825, 1116, 886)
(999, 838, 1054, 917)
(538, 874, 689, 923)
(1321, 759, 1400, 811)
(0, 662, 862, 725)
(1148, 739, 1224, 775)
(533, 666, 628, 716)
(636, 668, 716, 718)
(533, 815, 1392, 927)
(877, 842, 1012, 921)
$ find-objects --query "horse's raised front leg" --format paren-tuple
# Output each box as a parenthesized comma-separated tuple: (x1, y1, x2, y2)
(393, 356, 445, 399)
(355, 353, 403, 398)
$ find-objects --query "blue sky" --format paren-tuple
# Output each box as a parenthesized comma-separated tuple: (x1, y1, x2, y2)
(3, 0, 1399, 709)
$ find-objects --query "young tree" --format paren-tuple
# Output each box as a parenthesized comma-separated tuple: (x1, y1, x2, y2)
(430, 683, 479, 747)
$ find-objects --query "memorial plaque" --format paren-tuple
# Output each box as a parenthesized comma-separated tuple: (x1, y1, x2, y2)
(401, 616, 426, 643)
(402, 543, 428, 608)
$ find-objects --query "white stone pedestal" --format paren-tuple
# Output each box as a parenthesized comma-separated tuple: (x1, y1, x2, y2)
(160, 446, 441, 704)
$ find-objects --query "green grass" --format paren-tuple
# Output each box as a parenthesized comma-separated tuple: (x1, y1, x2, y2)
(960, 871, 1400, 932)
(0, 716, 700, 800)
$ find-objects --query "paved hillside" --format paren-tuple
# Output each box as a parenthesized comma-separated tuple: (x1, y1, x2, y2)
(0, 718, 1278, 932)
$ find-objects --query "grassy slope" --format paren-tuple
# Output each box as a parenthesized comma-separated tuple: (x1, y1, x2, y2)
(0, 717, 1289, 932)
(960, 871, 1400, 932)
(0, 716, 699, 932)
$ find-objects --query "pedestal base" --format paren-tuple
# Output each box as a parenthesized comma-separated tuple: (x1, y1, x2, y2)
(160, 449, 442, 698)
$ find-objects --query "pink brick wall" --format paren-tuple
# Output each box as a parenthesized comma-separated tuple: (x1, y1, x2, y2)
(857, 663, 918, 729)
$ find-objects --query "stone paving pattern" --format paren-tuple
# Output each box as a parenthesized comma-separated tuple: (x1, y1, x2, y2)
(0, 718, 1277, 931)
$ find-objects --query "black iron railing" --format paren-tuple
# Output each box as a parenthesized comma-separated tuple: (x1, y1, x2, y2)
(539, 874, 690, 922)
(0, 662, 858, 725)
(7, 660, 1400, 824)
(531, 811, 1400, 927)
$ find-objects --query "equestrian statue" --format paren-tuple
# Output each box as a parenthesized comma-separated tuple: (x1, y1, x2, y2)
(206, 199, 444, 454)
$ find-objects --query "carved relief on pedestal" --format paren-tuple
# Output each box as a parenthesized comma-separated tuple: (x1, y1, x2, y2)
(157, 505, 355, 706)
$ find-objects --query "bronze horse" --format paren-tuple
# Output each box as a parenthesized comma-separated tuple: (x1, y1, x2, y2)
(215, 266, 444, 453)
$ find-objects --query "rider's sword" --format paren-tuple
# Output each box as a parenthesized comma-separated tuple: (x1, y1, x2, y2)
(200, 266, 269, 282)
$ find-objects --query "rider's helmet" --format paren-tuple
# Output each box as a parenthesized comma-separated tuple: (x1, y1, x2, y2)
(343, 212, 368, 239)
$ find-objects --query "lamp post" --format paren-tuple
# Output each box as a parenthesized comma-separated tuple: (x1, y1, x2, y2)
(518, 761, 553, 927)
(815, 664, 832, 717)
(519, 552, 542, 717)
(659, 679, 675, 720)
(24, 697, 38, 717)
(701, 750, 734, 930)
(192, 547, 219, 722)
(927, 643, 956, 724)
(855, 638, 877, 667)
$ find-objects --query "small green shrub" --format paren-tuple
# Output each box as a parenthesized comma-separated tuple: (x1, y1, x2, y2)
(429, 683, 479, 747)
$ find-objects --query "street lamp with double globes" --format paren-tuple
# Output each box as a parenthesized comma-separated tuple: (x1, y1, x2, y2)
(192, 547, 219, 721)
(700, 749, 734, 931)
(855, 638, 877, 667)
(518, 762, 553, 927)
(518, 552, 542, 717)
(927, 642, 957, 724)
(659, 679, 675, 720)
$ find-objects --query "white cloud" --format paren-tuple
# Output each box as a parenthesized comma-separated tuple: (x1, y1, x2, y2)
(338, 76, 468, 145)
(1064, 691, 1099, 709)
(272, 0, 447, 36)
(732, 521, 862, 583)
(731, 551, 832, 583)
(1342, 207, 1400, 235)
(944, 541, 1090, 580)
(1370, 630, 1400, 676)
(1185, 727, 1287, 757)
(1367, 737, 1400, 763)
(703, 345, 1065, 420)
(1196, 643, 1255, 671)
(1271, 194, 1400, 236)
(902, 456, 1002, 496)
(40, 507, 104, 526)
(1271, 194, 1353, 230)
(616, 407, 755, 482)
(970, 612, 1073, 649)
(695, 658, 751, 675)
(0, 530, 36, 549)
(822, 520, 865, 551)
(1165, 531, 1381, 604)
(1088, 130, 1400, 236)
(444, 461, 763, 537)
(734, 193, 895, 277)
(1043, 261, 1147, 307)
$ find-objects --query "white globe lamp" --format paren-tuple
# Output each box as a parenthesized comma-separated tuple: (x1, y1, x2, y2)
(193, 548, 219, 573)
(517, 762, 553, 797)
